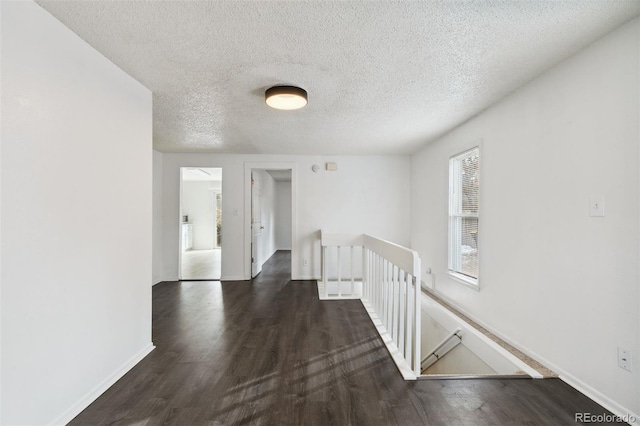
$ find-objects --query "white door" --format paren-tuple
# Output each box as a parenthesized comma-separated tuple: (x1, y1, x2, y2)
(251, 171, 263, 277)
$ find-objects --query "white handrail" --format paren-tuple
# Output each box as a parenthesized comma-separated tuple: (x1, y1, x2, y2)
(423, 327, 462, 363)
(319, 231, 422, 379)
(362, 234, 420, 274)
(421, 327, 462, 372)
(321, 232, 364, 247)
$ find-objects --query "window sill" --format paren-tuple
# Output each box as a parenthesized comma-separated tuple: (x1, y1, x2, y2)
(448, 271, 480, 291)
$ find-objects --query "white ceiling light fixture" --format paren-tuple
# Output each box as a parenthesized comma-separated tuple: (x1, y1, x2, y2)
(265, 86, 308, 110)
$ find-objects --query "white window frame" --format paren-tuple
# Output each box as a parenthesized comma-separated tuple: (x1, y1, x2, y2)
(448, 146, 480, 289)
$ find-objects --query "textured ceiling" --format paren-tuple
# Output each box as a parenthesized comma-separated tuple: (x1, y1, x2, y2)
(35, 1, 639, 155)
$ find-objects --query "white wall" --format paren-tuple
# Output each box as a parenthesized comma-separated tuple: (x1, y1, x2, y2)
(181, 180, 219, 250)
(1, 2, 154, 424)
(275, 181, 292, 250)
(411, 19, 639, 418)
(153, 150, 164, 284)
(159, 155, 411, 281)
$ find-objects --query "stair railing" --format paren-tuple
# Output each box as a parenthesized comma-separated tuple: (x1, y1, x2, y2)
(319, 231, 421, 379)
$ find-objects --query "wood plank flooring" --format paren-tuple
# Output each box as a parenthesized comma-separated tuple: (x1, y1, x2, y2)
(71, 251, 619, 425)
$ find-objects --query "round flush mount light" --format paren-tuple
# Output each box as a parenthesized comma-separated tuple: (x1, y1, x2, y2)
(265, 86, 308, 110)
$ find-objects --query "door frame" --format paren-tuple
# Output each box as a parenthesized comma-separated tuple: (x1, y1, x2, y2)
(243, 161, 297, 280)
(178, 167, 185, 280)
(178, 166, 223, 280)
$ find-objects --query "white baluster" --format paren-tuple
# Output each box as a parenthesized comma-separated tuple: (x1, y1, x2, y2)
(337, 246, 342, 297)
(369, 249, 372, 301)
(390, 264, 395, 334)
(362, 247, 367, 299)
(405, 273, 412, 366)
(373, 254, 378, 310)
(381, 259, 386, 325)
(390, 265, 397, 343)
(350, 245, 355, 296)
(323, 245, 328, 298)
(376, 254, 381, 313)
(398, 269, 406, 358)
(384, 260, 390, 329)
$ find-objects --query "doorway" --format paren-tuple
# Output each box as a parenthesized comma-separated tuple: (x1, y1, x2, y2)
(179, 167, 222, 280)
(247, 166, 294, 279)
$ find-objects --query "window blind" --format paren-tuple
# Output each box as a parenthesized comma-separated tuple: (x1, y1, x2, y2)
(449, 147, 479, 282)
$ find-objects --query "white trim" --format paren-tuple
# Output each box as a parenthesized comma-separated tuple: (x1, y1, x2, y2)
(178, 166, 224, 280)
(317, 280, 363, 300)
(295, 275, 321, 281)
(162, 274, 179, 282)
(447, 271, 479, 290)
(447, 143, 482, 290)
(221, 275, 246, 281)
(558, 373, 640, 426)
(50, 343, 155, 426)
(430, 289, 639, 423)
(362, 234, 420, 274)
(178, 167, 184, 280)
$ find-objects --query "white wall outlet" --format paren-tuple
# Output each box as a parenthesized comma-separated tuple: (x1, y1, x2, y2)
(589, 195, 605, 217)
(618, 347, 632, 372)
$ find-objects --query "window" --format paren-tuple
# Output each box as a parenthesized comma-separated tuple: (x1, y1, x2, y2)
(449, 147, 480, 286)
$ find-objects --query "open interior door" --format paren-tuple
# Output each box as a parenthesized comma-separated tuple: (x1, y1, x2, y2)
(251, 170, 262, 278)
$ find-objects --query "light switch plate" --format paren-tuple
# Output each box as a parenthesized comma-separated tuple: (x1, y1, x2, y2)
(589, 195, 605, 217)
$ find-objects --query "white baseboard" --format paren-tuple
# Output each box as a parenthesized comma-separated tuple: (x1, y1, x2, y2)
(50, 343, 155, 425)
(162, 274, 179, 282)
(221, 275, 246, 281)
(293, 275, 320, 280)
(558, 371, 640, 425)
(153, 276, 177, 285)
(430, 289, 639, 424)
(317, 280, 363, 300)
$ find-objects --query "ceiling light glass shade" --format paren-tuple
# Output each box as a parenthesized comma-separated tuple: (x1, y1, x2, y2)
(265, 86, 308, 110)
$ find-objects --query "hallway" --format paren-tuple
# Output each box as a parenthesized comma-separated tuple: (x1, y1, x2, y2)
(71, 251, 616, 425)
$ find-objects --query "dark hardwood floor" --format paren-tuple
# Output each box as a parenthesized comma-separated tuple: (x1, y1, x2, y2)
(71, 251, 619, 425)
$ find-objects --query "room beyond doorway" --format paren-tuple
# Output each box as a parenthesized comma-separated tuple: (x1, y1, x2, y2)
(181, 249, 221, 280)
(179, 167, 222, 280)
